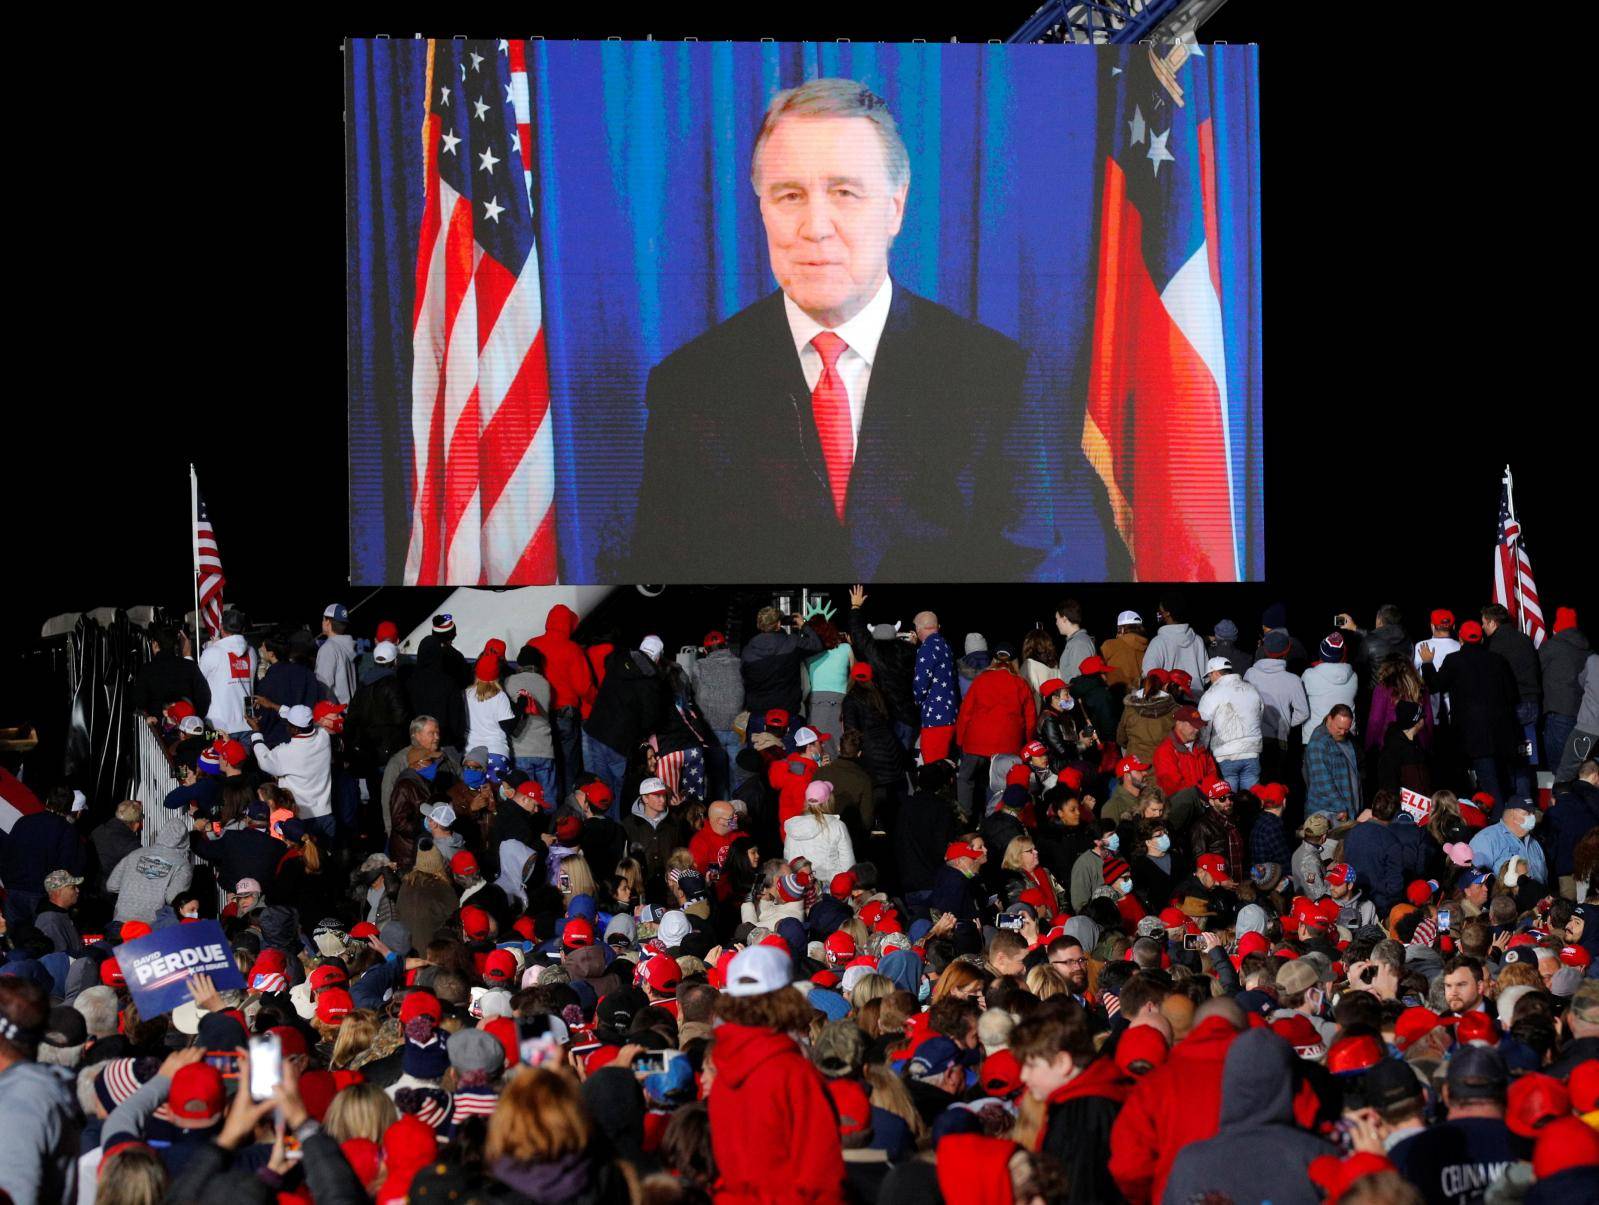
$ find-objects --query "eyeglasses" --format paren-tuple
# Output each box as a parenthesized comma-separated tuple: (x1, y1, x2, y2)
(1050, 957, 1087, 968)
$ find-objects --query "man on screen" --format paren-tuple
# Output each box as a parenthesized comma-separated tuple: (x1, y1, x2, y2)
(630, 78, 1039, 582)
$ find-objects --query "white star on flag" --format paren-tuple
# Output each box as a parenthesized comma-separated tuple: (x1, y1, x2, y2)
(478, 146, 500, 173)
(440, 130, 461, 155)
(1147, 127, 1174, 177)
(483, 196, 504, 223)
(498, 39, 509, 53)
(439, 84, 450, 106)
(1128, 105, 1146, 145)
(472, 97, 489, 121)
(510, 130, 521, 154)
(469, 51, 484, 72)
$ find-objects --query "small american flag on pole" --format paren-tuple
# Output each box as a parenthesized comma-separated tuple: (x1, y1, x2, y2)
(193, 469, 225, 640)
(1493, 466, 1546, 649)
(403, 39, 557, 585)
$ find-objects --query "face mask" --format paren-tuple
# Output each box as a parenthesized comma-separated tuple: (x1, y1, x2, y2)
(917, 978, 932, 1004)
(1105, 832, 1120, 853)
(1522, 813, 1537, 832)
(415, 761, 439, 783)
(462, 768, 486, 789)
(1115, 877, 1133, 895)
(1154, 833, 1172, 854)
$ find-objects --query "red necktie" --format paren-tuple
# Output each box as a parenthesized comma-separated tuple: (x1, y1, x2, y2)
(809, 331, 853, 521)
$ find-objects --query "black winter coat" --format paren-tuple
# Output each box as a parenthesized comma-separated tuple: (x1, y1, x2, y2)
(410, 637, 469, 748)
(1377, 725, 1432, 795)
(1488, 625, 1542, 708)
(1422, 644, 1521, 758)
(841, 690, 907, 787)
(0, 811, 84, 894)
(847, 609, 920, 726)
(130, 649, 210, 717)
(1068, 672, 1122, 743)
(585, 650, 669, 756)
(891, 789, 960, 893)
(739, 628, 822, 716)
(346, 671, 410, 770)
(1539, 627, 1591, 717)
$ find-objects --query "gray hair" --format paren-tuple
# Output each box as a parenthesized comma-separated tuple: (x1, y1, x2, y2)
(750, 77, 910, 192)
(115, 799, 143, 824)
(73, 986, 120, 1039)
(409, 715, 437, 741)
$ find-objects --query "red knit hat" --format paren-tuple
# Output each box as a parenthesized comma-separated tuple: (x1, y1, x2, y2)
(1553, 607, 1578, 634)
(1101, 857, 1131, 885)
(474, 653, 499, 682)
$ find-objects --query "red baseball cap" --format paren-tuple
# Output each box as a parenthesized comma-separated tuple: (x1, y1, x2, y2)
(482, 1016, 520, 1067)
(824, 931, 857, 965)
(119, 920, 153, 942)
(308, 964, 349, 992)
(459, 905, 492, 941)
(1270, 1014, 1324, 1054)
(1115, 1025, 1171, 1074)
(267, 1025, 308, 1059)
(483, 949, 519, 984)
(1429, 609, 1455, 627)
(703, 631, 727, 649)
(829, 872, 857, 900)
(214, 738, 249, 767)
(980, 1049, 1023, 1096)
(556, 815, 583, 843)
(1532, 1117, 1599, 1180)
(1116, 755, 1150, 776)
(1021, 741, 1048, 760)
(1197, 853, 1231, 882)
(398, 990, 442, 1026)
(1038, 678, 1067, 699)
(1251, 782, 1289, 806)
(1174, 705, 1205, 726)
(375, 620, 399, 643)
(1459, 621, 1484, 644)
(1455, 1010, 1498, 1045)
(811, 969, 841, 989)
(1559, 944, 1592, 968)
(1394, 1007, 1453, 1051)
(512, 916, 536, 941)
(764, 708, 790, 729)
(1005, 764, 1032, 788)
(1204, 779, 1232, 800)
(101, 959, 126, 988)
(167, 1063, 226, 1128)
(944, 841, 986, 863)
(579, 780, 611, 805)
(316, 988, 354, 1024)
(1405, 879, 1439, 907)
(350, 922, 380, 940)
(168, 701, 198, 720)
(640, 953, 681, 994)
(562, 917, 596, 949)
(1507, 1073, 1571, 1139)
(516, 780, 547, 806)
(312, 701, 347, 725)
(1326, 1034, 1385, 1076)
(849, 662, 874, 682)
(1078, 655, 1111, 676)
(450, 850, 480, 877)
(1325, 863, 1355, 887)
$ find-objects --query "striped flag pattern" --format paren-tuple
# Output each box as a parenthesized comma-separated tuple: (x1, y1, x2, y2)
(1083, 43, 1241, 582)
(195, 488, 225, 640)
(1493, 470, 1546, 648)
(404, 39, 557, 586)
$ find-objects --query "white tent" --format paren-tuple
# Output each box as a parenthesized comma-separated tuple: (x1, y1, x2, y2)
(398, 586, 615, 658)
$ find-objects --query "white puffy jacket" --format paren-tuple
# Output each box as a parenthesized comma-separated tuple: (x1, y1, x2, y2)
(782, 813, 857, 886)
(1197, 672, 1263, 761)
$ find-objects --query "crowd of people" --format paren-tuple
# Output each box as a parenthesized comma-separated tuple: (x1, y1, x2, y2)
(0, 589, 1597, 1205)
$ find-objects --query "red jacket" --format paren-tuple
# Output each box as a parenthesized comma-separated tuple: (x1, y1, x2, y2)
(528, 605, 598, 713)
(1151, 732, 1219, 798)
(769, 755, 819, 829)
(956, 666, 1037, 758)
(1109, 1015, 1240, 1204)
(708, 1023, 846, 1205)
(689, 825, 736, 876)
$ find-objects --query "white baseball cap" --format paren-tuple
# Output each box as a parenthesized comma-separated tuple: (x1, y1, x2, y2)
(373, 640, 398, 664)
(179, 715, 205, 735)
(639, 635, 664, 660)
(792, 726, 822, 747)
(1116, 610, 1143, 626)
(724, 944, 793, 997)
(638, 777, 668, 797)
(281, 704, 315, 728)
(425, 803, 457, 828)
(1204, 656, 1234, 675)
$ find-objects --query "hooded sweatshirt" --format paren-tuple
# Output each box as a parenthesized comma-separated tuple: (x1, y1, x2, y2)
(197, 633, 256, 733)
(707, 1022, 846, 1205)
(691, 647, 746, 732)
(1040, 1056, 1136, 1205)
(529, 604, 599, 712)
(1245, 658, 1311, 742)
(106, 833, 194, 923)
(1141, 625, 1208, 695)
(315, 632, 358, 705)
(1301, 661, 1358, 742)
(1161, 1029, 1335, 1205)
(0, 1061, 81, 1205)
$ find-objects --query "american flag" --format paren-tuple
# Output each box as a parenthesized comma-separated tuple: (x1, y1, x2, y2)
(1493, 468, 1546, 648)
(404, 39, 557, 586)
(195, 483, 225, 640)
(1083, 43, 1241, 581)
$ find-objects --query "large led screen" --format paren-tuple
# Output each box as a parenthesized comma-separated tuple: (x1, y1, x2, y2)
(347, 40, 1262, 585)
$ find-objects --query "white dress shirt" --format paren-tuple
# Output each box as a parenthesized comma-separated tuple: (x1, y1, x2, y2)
(782, 275, 894, 459)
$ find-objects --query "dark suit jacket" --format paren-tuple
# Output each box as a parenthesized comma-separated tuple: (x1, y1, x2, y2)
(630, 284, 1040, 581)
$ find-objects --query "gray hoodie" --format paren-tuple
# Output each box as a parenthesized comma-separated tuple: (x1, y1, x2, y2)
(1302, 661, 1357, 741)
(1162, 1029, 1336, 1205)
(0, 1061, 82, 1205)
(316, 632, 358, 704)
(690, 648, 745, 732)
(106, 836, 194, 923)
(1141, 624, 1209, 693)
(1245, 657, 1311, 742)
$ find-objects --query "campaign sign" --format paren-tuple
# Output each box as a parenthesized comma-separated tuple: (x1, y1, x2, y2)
(114, 920, 245, 1016)
(1399, 788, 1434, 827)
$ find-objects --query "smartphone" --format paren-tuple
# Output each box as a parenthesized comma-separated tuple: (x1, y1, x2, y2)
(631, 1049, 681, 1076)
(205, 1051, 242, 1080)
(1437, 909, 1451, 932)
(1183, 933, 1205, 951)
(997, 913, 1026, 932)
(559, 872, 572, 892)
(248, 1033, 282, 1101)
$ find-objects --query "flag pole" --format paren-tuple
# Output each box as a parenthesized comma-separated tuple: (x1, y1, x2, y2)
(190, 464, 203, 652)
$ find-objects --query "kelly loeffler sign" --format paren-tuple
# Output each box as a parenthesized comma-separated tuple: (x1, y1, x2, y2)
(114, 920, 246, 1016)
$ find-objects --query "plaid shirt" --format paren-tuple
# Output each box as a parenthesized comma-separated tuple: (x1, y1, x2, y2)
(1304, 725, 1361, 817)
(1249, 810, 1291, 868)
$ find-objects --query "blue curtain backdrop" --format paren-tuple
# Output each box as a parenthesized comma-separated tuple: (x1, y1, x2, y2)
(346, 40, 1262, 584)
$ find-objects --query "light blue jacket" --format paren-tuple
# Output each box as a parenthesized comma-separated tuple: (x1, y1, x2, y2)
(1468, 821, 1548, 883)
